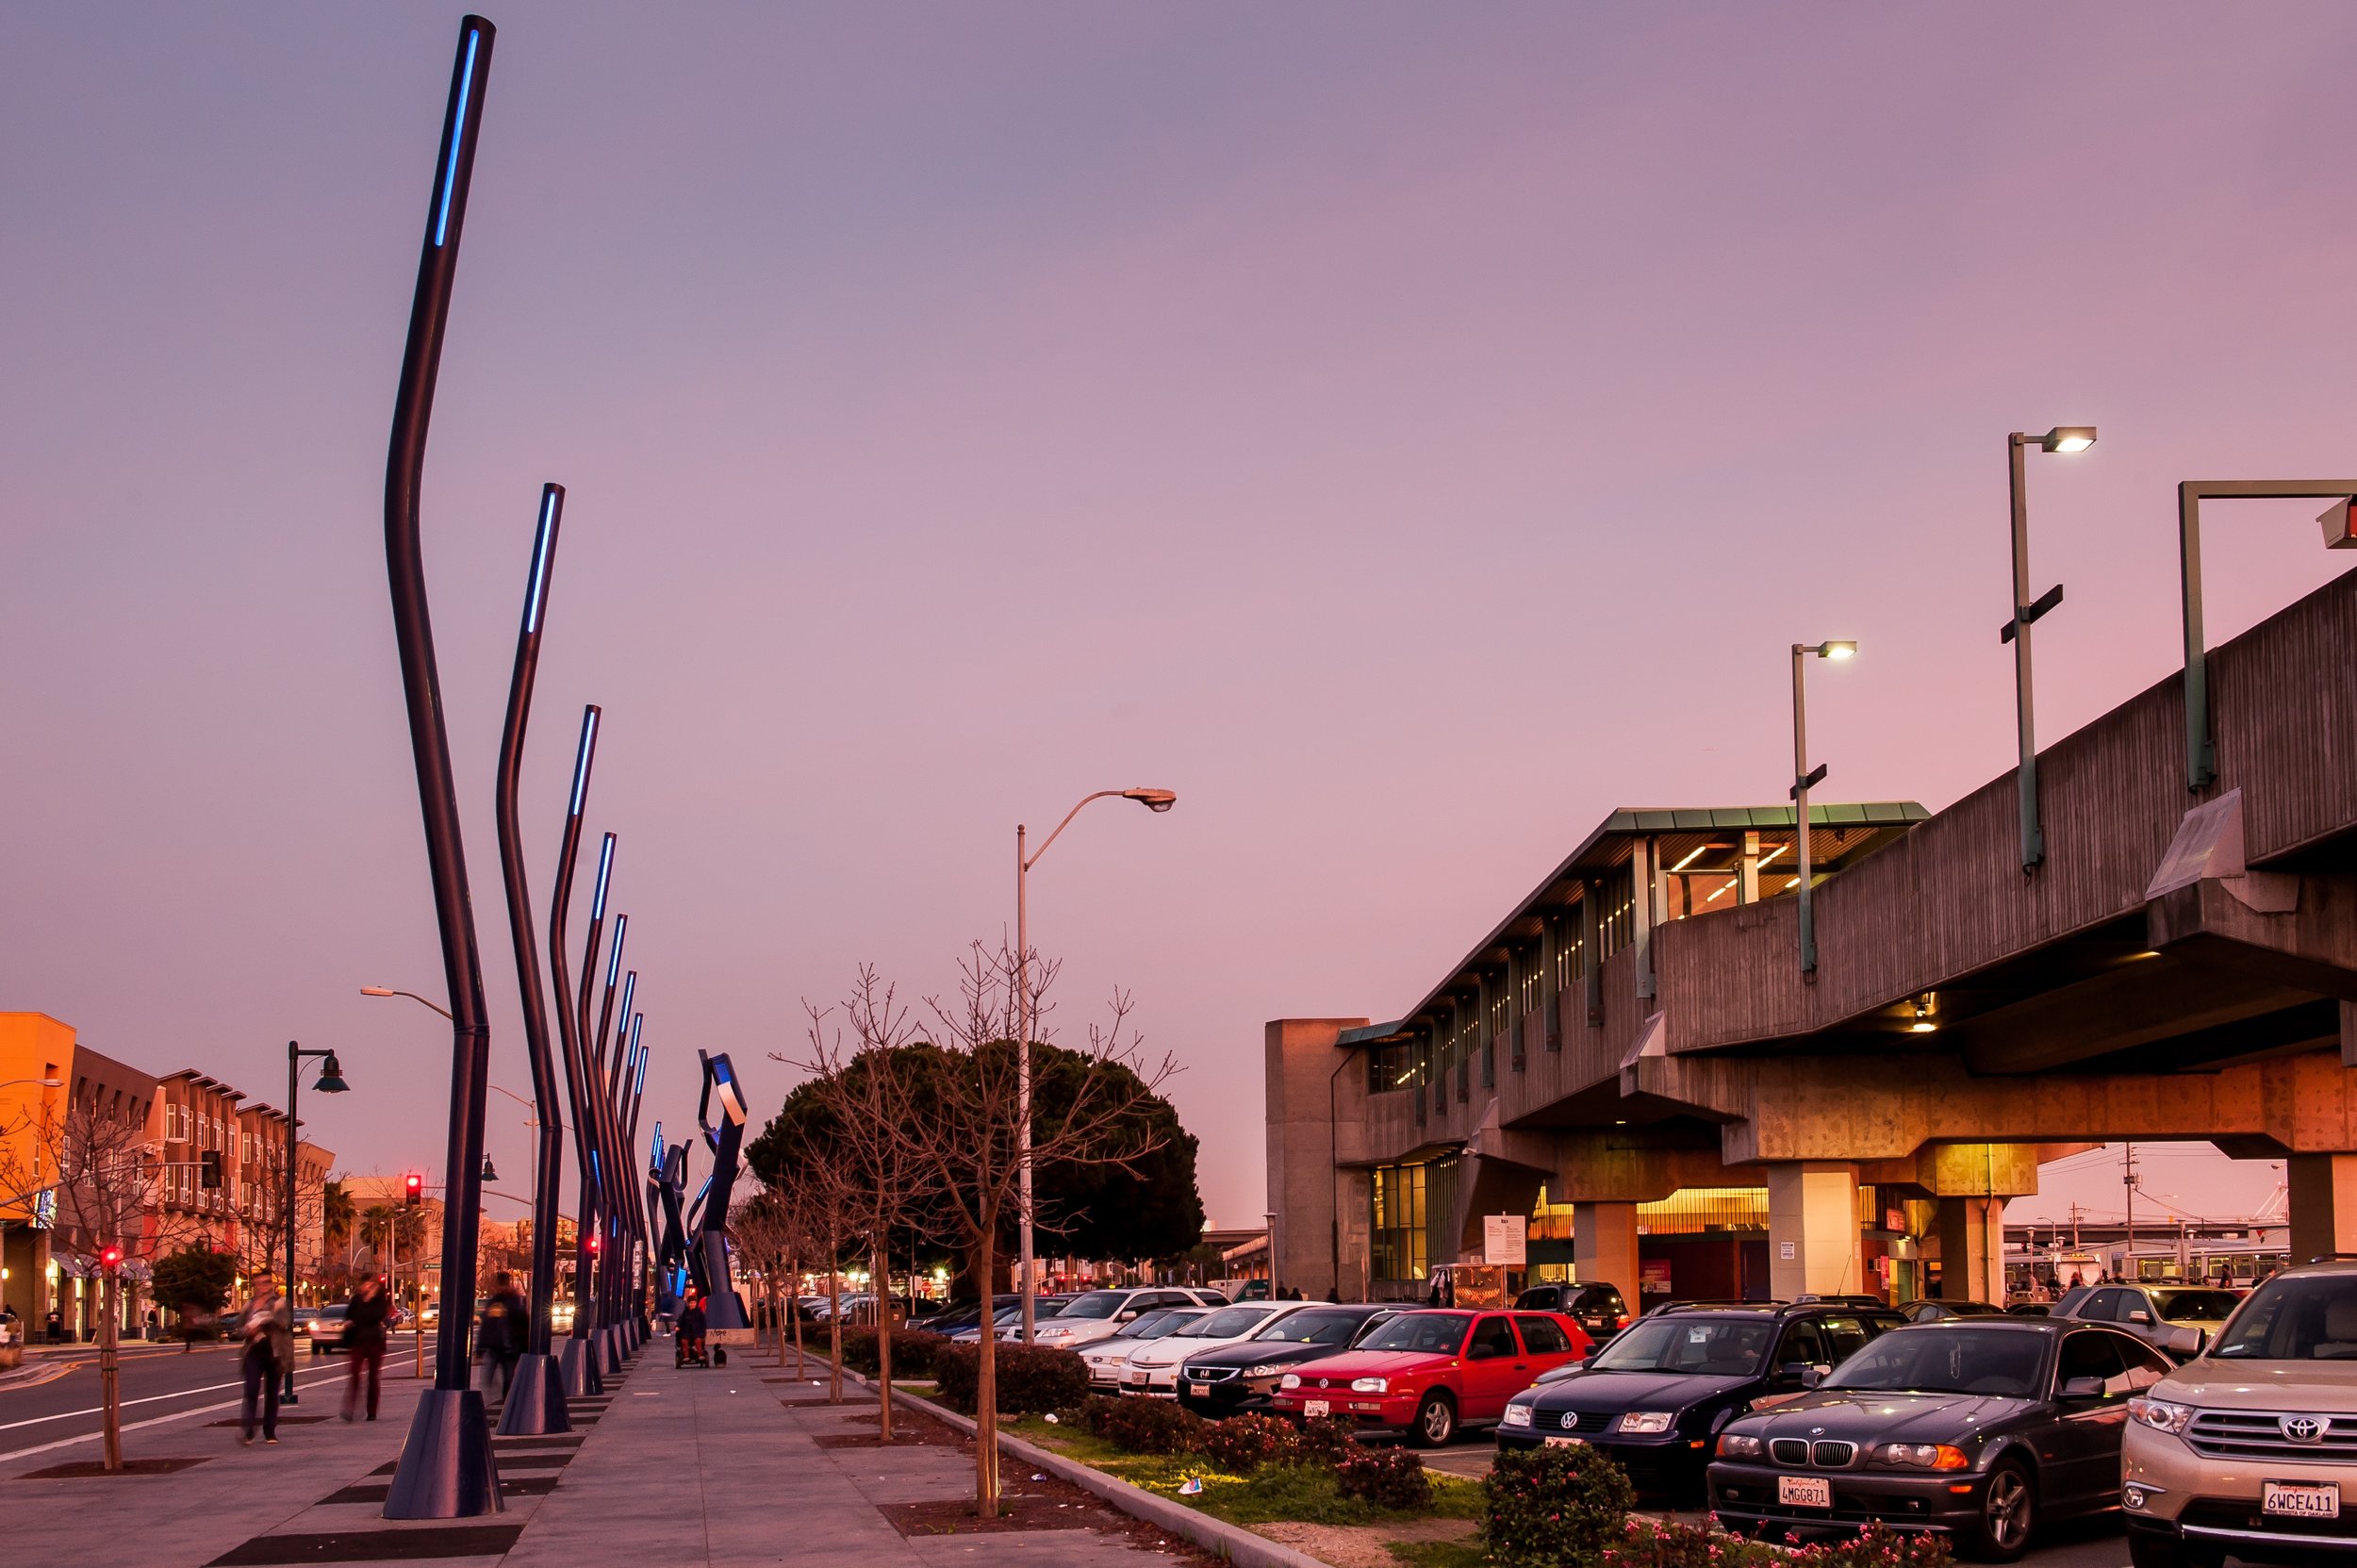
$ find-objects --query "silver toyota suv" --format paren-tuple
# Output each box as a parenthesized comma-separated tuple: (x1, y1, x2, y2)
(2121, 1260, 2357, 1567)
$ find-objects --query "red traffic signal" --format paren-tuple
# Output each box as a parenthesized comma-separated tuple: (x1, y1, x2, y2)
(100, 1244, 124, 1270)
(404, 1172, 424, 1206)
(588, 1233, 601, 1253)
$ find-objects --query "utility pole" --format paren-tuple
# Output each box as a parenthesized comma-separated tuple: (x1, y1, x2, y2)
(2122, 1142, 2137, 1282)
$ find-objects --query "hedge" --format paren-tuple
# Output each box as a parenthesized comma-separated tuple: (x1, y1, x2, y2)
(1484, 1441, 1638, 1568)
(931, 1341, 1092, 1415)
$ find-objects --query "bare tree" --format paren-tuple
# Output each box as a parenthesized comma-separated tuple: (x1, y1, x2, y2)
(840, 940, 1173, 1515)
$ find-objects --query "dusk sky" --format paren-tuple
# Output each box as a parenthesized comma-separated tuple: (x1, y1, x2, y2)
(7, 4, 2355, 1235)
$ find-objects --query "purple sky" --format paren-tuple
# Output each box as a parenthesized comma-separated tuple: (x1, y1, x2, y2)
(7, 4, 2353, 1235)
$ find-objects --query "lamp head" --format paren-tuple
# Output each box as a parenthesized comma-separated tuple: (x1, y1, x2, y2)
(2319, 498, 2357, 551)
(2038, 426, 2097, 454)
(315, 1051, 351, 1094)
(360, 987, 394, 999)
(1122, 787, 1178, 813)
(1820, 641, 1857, 661)
(480, 1155, 498, 1182)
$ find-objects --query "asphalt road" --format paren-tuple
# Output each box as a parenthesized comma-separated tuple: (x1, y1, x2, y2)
(0, 1338, 438, 1461)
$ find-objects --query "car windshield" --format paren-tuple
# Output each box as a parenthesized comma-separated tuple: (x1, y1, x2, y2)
(2210, 1276, 2357, 1360)
(1253, 1310, 1366, 1345)
(1035, 1300, 1071, 1320)
(2149, 1289, 2239, 1323)
(320, 1306, 347, 1320)
(1117, 1309, 1205, 1340)
(1824, 1329, 2047, 1397)
(1059, 1292, 1128, 1321)
(1357, 1313, 1472, 1355)
(1182, 1307, 1278, 1339)
(1589, 1316, 1772, 1376)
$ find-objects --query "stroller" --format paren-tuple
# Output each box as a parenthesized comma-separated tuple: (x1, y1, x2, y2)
(674, 1296, 710, 1368)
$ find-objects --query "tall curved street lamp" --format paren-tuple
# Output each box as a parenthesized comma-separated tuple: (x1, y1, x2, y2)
(1014, 786, 1175, 1343)
(2003, 426, 2096, 871)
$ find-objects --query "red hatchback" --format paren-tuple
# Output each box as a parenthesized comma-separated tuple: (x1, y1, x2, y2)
(1270, 1308, 1591, 1446)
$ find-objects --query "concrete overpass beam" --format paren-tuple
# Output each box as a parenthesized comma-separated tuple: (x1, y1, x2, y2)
(1573, 1201, 1642, 1304)
(2288, 1153, 2357, 1263)
(1767, 1162, 1863, 1300)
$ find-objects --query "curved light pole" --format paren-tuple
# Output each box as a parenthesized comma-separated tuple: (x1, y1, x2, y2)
(1789, 643, 1854, 975)
(2003, 427, 2096, 871)
(546, 709, 605, 1397)
(1014, 786, 1175, 1342)
(378, 14, 500, 1522)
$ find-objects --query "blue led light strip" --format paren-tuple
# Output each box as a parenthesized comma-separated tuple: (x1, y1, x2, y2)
(523, 489, 557, 632)
(569, 710, 598, 817)
(634, 1041, 649, 1096)
(606, 915, 628, 987)
(434, 29, 480, 248)
(591, 834, 615, 918)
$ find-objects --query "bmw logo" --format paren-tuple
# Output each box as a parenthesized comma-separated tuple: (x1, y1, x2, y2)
(2282, 1415, 2327, 1444)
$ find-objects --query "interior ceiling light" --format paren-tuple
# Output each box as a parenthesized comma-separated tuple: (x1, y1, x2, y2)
(1757, 843, 1790, 868)
(1909, 996, 1938, 1033)
(1668, 845, 1710, 872)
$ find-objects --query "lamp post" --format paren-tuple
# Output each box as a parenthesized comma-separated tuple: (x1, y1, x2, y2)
(1013, 786, 1176, 1344)
(1788, 643, 1855, 974)
(546, 706, 606, 1398)
(281, 1041, 348, 1402)
(2177, 480, 2357, 790)
(2003, 427, 2096, 871)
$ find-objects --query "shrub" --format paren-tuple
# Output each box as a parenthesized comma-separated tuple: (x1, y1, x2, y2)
(1335, 1445, 1433, 1510)
(1597, 1519, 1953, 1568)
(836, 1327, 945, 1378)
(1483, 1442, 1638, 1567)
(1200, 1412, 1301, 1473)
(1090, 1395, 1208, 1454)
(1294, 1414, 1360, 1464)
(1791, 1526, 1954, 1568)
(931, 1342, 1092, 1415)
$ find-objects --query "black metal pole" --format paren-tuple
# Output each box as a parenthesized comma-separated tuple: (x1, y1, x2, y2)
(491, 485, 571, 1436)
(601, 983, 631, 1331)
(548, 707, 603, 1396)
(283, 1041, 300, 1402)
(577, 836, 619, 1361)
(382, 14, 501, 1522)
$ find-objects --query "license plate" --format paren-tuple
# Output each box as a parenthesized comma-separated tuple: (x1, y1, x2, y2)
(1543, 1435, 1585, 1447)
(1189, 1380, 1210, 1393)
(1779, 1476, 1834, 1510)
(2264, 1481, 2340, 1519)
(1304, 1399, 1330, 1418)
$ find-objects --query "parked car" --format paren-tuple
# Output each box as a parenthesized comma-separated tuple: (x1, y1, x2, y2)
(1500, 1301, 1904, 1498)
(1122, 1301, 1326, 1397)
(1516, 1282, 1631, 1342)
(1709, 1317, 2172, 1561)
(993, 1296, 1081, 1341)
(2053, 1283, 2243, 1360)
(1899, 1299, 2007, 1323)
(1029, 1288, 1212, 1350)
(2121, 1259, 2357, 1568)
(1080, 1307, 1211, 1390)
(305, 1304, 350, 1356)
(1178, 1303, 1399, 1416)
(1274, 1307, 1591, 1446)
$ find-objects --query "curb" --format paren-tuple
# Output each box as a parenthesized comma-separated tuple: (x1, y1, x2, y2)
(845, 1371, 1329, 1568)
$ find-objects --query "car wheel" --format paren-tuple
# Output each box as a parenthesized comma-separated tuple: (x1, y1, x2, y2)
(1966, 1460, 2036, 1562)
(1409, 1391, 1456, 1447)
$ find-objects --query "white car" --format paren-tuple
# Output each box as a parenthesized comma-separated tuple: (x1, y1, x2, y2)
(1029, 1288, 1220, 1350)
(1120, 1301, 1328, 1397)
(1080, 1307, 1211, 1389)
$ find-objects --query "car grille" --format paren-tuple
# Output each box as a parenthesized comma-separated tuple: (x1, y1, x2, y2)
(1770, 1439, 1857, 1467)
(1554, 1410, 1613, 1434)
(1187, 1367, 1237, 1383)
(2186, 1411, 2357, 1461)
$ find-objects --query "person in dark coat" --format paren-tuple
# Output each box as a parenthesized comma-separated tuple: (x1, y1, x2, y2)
(675, 1293, 708, 1367)
(235, 1274, 293, 1445)
(341, 1277, 390, 1422)
(479, 1273, 527, 1396)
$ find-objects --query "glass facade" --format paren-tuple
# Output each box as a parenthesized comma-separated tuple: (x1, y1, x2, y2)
(1371, 1155, 1460, 1285)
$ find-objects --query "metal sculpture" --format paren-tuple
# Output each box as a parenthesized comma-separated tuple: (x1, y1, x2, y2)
(695, 1051, 751, 1329)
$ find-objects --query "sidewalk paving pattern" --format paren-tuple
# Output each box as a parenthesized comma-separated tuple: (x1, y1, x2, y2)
(2, 1339, 1207, 1567)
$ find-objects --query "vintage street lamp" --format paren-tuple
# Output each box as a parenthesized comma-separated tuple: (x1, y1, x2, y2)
(2003, 426, 2095, 870)
(281, 1041, 347, 1402)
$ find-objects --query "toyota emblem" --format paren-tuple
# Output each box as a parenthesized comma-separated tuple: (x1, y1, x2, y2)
(2282, 1415, 2327, 1444)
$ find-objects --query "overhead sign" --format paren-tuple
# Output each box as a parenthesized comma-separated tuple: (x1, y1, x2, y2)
(1482, 1213, 1526, 1266)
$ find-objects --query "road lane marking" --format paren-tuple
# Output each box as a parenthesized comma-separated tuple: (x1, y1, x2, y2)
(0, 1364, 348, 1433)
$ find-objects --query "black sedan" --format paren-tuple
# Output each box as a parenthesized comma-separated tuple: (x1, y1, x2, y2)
(1498, 1302, 1902, 1501)
(1707, 1318, 2173, 1562)
(1177, 1303, 1397, 1415)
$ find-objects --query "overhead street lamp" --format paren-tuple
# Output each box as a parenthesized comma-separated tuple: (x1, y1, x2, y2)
(1789, 642, 1855, 975)
(282, 1040, 349, 1402)
(1014, 786, 1176, 1344)
(2003, 426, 2096, 871)
(2177, 479, 2357, 790)
(0, 1078, 64, 1090)
(362, 986, 453, 1020)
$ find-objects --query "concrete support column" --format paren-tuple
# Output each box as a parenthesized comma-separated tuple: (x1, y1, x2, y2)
(2288, 1154, 2357, 1264)
(1573, 1201, 1641, 1302)
(1936, 1196, 2004, 1304)
(1766, 1162, 1861, 1300)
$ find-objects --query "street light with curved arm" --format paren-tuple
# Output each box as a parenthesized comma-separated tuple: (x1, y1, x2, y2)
(361, 986, 454, 1020)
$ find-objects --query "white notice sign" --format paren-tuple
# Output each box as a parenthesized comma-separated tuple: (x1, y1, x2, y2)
(1483, 1213, 1527, 1266)
(1779, 1242, 1797, 1261)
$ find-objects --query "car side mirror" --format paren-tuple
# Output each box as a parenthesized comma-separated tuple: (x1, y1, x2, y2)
(1776, 1362, 1814, 1384)
(2127, 1311, 2151, 1325)
(2059, 1375, 2105, 1401)
(2161, 1325, 2203, 1357)
(1117, 1311, 1137, 1322)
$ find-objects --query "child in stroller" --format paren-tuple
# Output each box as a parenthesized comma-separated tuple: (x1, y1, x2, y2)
(675, 1294, 709, 1368)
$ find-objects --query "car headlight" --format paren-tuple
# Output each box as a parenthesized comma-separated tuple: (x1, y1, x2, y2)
(1243, 1364, 1282, 1378)
(1279, 1374, 1301, 1389)
(1872, 1443, 1970, 1470)
(1618, 1411, 1675, 1434)
(1502, 1403, 1534, 1428)
(1350, 1377, 1389, 1394)
(1718, 1433, 1763, 1459)
(2129, 1396, 2195, 1436)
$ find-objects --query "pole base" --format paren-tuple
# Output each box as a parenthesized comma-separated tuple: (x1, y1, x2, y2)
(702, 1289, 750, 1331)
(493, 1354, 570, 1436)
(557, 1335, 602, 1396)
(600, 1325, 623, 1374)
(383, 1387, 503, 1519)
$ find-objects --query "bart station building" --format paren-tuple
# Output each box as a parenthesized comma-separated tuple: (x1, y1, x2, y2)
(1266, 561, 2357, 1312)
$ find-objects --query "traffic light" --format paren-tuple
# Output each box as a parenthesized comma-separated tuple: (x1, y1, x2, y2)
(588, 1232, 601, 1255)
(200, 1151, 223, 1190)
(100, 1244, 124, 1271)
(404, 1172, 423, 1207)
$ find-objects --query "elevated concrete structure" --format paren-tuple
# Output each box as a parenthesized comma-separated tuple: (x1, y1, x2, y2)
(1270, 565, 2357, 1305)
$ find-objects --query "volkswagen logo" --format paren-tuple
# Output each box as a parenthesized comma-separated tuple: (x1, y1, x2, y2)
(2282, 1415, 2327, 1444)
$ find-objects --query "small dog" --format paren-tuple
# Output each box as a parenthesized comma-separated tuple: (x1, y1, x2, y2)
(713, 1345, 728, 1367)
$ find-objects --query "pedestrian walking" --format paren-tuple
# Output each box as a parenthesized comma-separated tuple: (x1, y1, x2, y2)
(478, 1273, 526, 1397)
(341, 1276, 390, 1422)
(235, 1272, 293, 1445)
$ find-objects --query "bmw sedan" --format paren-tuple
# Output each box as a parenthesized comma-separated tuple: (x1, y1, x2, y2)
(1708, 1318, 2173, 1561)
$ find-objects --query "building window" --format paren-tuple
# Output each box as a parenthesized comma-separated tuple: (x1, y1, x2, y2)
(1371, 1161, 1428, 1284)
